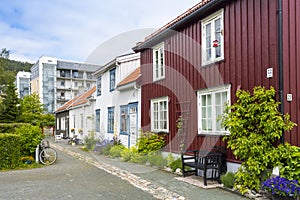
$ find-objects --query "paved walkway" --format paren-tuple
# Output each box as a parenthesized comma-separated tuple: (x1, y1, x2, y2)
(51, 138, 253, 200)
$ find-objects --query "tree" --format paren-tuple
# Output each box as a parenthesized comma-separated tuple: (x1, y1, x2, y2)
(0, 48, 10, 59)
(19, 93, 55, 127)
(221, 86, 296, 194)
(0, 81, 19, 122)
(19, 93, 43, 124)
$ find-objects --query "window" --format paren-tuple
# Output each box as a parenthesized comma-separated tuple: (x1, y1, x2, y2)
(73, 70, 78, 78)
(202, 9, 224, 65)
(95, 109, 100, 132)
(197, 85, 230, 135)
(153, 43, 165, 81)
(61, 81, 65, 86)
(151, 97, 169, 132)
(61, 117, 65, 130)
(61, 70, 65, 77)
(107, 107, 114, 133)
(109, 68, 116, 91)
(97, 76, 101, 96)
(120, 106, 129, 134)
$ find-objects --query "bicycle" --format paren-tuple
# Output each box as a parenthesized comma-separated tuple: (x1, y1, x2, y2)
(39, 139, 57, 165)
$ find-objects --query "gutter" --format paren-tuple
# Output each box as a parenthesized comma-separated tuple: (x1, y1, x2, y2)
(277, 0, 284, 143)
(133, 0, 226, 51)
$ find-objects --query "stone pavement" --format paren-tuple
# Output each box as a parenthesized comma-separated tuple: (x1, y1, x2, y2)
(50, 138, 265, 200)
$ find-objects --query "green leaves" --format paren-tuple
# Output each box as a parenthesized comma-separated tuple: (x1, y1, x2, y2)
(220, 86, 296, 193)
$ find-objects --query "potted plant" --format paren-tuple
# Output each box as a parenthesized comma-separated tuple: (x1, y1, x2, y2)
(262, 176, 300, 200)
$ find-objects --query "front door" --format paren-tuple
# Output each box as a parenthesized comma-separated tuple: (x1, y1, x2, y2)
(128, 103, 138, 148)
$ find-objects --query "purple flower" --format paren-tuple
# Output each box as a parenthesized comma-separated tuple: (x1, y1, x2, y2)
(262, 176, 300, 197)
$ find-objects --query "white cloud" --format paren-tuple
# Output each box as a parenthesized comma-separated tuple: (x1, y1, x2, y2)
(0, 0, 200, 63)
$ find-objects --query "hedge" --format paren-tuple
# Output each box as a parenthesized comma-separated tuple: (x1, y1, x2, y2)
(0, 133, 22, 170)
(0, 123, 29, 134)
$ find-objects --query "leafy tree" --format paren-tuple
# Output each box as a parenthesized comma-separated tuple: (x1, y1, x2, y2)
(221, 86, 296, 194)
(19, 93, 55, 126)
(19, 93, 43, 124)
(0, 48, 10, 59)
(0, 81, 20, 122)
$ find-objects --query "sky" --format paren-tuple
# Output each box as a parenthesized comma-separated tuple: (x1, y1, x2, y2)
(0, 0, 200, 64)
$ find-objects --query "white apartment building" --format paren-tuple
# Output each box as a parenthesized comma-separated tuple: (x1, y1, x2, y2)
(31, 56, 99, 113)
(16, 71, 31, 98)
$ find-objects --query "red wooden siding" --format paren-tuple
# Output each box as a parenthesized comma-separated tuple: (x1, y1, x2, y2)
(139, 0, 299, 162)
(282, 0, 300, 146)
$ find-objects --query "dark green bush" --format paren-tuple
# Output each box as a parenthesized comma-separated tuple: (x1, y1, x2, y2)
(109, 145, 125, 158)
(221, 172, 235, 188)
(0, 134, 22, 169)
(147, 152, 167, 168)
(137, 131, 166, 153)
(14, 124, 43, 157)
(0, 123, 28, 133)
(168, 158, 182, 172)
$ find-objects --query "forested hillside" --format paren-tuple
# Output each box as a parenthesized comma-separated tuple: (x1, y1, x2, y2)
(0, 48, 33, 85)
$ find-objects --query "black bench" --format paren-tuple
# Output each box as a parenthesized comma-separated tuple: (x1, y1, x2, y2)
(181, 149, 223, 186)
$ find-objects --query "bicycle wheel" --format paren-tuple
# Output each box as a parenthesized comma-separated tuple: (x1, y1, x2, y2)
(39, 147, 57, 165)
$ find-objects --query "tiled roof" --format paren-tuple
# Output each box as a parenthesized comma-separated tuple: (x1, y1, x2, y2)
(133, 0, 216, 50)
(117, 67, 140, 87)
(55, 86, 96, 113)
(145, 0, 212, 41)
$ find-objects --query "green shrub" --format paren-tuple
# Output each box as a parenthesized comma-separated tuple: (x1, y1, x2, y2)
(100, 143, 114, 156)
(0, 123, 28, 133)
(137, 131, 166, 153)
(275, 143, 300, 180)
(0, 134, 22, 169)
(147, 152, 167, 168)
(14, 124, 43, 157)
(109, 145, 125, 158)
(84, 132, 96, 150)
(130, 152, 148, 164)
(168, 158, 182, 172)
(221, 172, 235, 188)
(120, 147, 132, 162)
(220, 86, 296, 194)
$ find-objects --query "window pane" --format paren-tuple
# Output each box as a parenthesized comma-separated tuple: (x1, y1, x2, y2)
(215, 93, 221, 105)
(207, 94, 212, 105)
(202, 119, 207, 130)
(207, 106, 212, 118)
(201, 107, 206, 118)
(207, 119, 212, 131)
(201, 95, 206, 106)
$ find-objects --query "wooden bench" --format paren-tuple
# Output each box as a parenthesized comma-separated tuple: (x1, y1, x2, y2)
(181, 149, 223, 186)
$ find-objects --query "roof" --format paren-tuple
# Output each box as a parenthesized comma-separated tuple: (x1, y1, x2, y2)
(117, 67, 141, 87)
(57, 60, 99, 72)
(133, 0, 226, 51)
(55, 86, 96, 113)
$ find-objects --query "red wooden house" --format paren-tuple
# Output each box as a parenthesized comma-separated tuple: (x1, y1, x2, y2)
(133, 0, 300, 170)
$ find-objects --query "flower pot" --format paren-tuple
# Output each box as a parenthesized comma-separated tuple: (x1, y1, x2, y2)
(272, 194, 295, 200)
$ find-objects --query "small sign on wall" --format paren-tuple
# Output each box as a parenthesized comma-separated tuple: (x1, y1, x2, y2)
(267, 68, 273, 78)
(287, 94, 292, 102)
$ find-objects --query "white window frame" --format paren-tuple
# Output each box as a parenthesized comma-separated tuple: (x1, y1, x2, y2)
(151, 97, 169, 132)
(197, 85, 230, 135)
(201, 9, 224, 66)
(152, 43, 165, 81)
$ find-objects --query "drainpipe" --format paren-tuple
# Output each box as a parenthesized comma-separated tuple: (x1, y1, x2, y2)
(277, 0, 284, 143)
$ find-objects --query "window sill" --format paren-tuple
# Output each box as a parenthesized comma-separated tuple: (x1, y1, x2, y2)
(153, 77, 165, 83)
(151, 130, 169, 134)
(197, 132, 229, 137)
(201, 58, 225, 68)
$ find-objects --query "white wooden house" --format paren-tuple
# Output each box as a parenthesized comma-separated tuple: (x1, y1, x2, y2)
(93, 53, 141, 148)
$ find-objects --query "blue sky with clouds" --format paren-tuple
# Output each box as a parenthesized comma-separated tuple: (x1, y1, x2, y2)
(0, 0, 200, 63)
